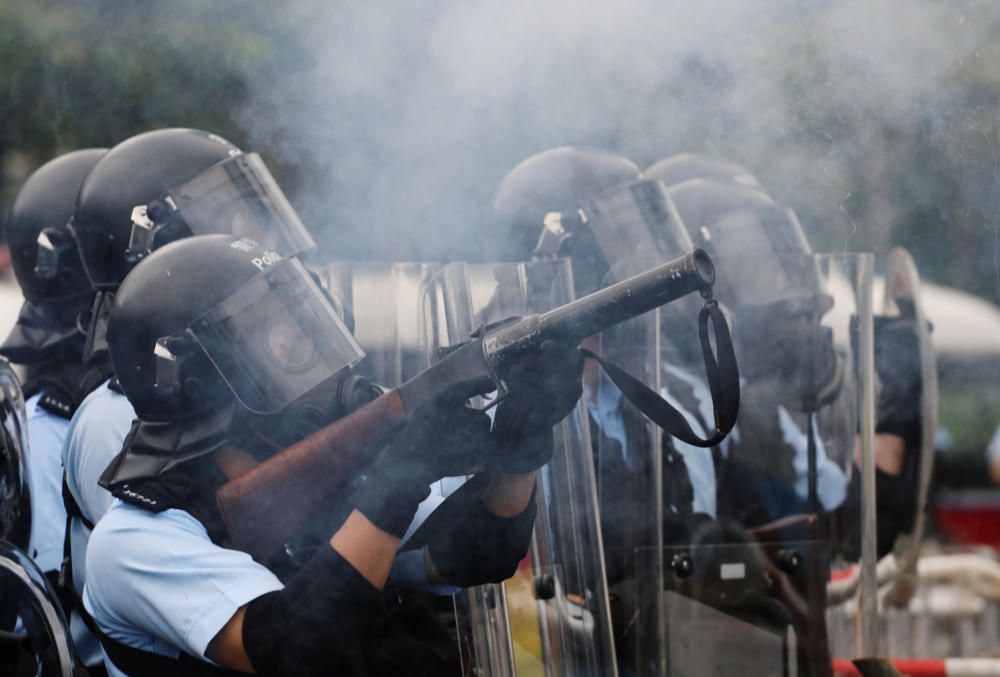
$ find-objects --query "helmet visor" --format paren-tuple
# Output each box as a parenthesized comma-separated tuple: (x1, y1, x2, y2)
(700, 205, 819, 306)
(583, 178, 694, 271)
(168, 153, 317, 259)
(188, 258, 364, 414)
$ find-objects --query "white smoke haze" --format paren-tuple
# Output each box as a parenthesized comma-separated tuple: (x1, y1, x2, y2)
(236, 0, 1000, 281)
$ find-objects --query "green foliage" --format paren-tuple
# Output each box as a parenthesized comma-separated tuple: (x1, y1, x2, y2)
(0, 1, 300, 204)
(0, 0, 998, 307)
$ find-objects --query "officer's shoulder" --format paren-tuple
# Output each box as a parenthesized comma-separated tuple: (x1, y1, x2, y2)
(89, 501, 211, 555)
(68, 382, 135, 441)
(76, 381, 133, 417)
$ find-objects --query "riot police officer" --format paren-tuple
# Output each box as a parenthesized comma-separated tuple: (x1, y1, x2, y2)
(490, 148, 737, 675)
(490, 147, 711, 537)
(663, 177, 852, 523)
(61, 127, 317, 671)
(662, 169, 927, 555)
(0, 149, 109, 581)
(83, 234, 581, 675)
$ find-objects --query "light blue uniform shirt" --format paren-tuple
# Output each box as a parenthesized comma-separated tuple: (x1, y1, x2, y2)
(777, 406, 848, 511)
(61, 380, 135, 667)
(24, 392, 70, 574)
(84, 502, 284, 677)
(658, 364, 732, 518)
(85, 491, 463, 676)
(586, 367, 722, 518)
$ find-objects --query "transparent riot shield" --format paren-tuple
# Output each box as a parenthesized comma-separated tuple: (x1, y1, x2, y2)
(878, 248, 938, 605)
(324, 260, 617, 676)
(0, 540, 78, 676)
(452, 259, 617, 677)
(0, 358, 30, 551)
(598, 253, 876, 677)
(325, 262, 457, 387)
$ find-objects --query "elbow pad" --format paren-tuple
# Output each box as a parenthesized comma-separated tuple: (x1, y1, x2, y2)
(406, 476, 538, 587)
(242, 546, 382, 676)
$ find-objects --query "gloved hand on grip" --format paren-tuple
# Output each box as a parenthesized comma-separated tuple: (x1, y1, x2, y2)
(491, 340, 584, 473)
(350, 398, 494, 537)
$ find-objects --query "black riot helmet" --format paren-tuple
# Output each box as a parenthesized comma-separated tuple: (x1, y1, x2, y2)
(666, 179, 842, 404)
(490, 146, 642, 294)
(645, 152, 762, 190)
(0, 149, 106, 364)
(69, 128, 317, 363)
(102, 235, 366, 485)
(71, 128, 316, 290)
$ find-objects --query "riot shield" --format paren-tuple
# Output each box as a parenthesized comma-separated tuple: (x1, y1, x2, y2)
(878, 248, 938, 604)
(597, 253, 876, 676)
(460, 259, 617, 677)
(0, 358, 30, 551)
(325, 262, 456, 387)
(0, 540, 78, 676)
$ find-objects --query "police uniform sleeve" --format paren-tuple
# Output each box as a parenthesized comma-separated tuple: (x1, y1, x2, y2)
(24, 393, 71, 573)
(83, 502, 283, 663)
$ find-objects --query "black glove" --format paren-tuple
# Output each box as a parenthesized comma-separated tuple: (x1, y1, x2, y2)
(491, 341, 584, 473)
(874, 317, 922, 439)
(350, 400, 494, 537)
(495, 340, 584, 435)
(403, 475, 537, 587)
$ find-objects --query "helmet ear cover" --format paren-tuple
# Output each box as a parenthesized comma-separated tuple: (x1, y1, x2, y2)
(125, 200, 189, 268)
(33, 227, 75, 282)
(532, 210, 584, 259)
(150, 331, 229, 416)
(152, 333, 195, 397)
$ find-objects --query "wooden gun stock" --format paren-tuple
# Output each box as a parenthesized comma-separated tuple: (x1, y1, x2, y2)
(216, 390, 407, 562)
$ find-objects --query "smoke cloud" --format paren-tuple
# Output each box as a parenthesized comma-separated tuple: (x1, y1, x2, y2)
(236, 0, 999, 297)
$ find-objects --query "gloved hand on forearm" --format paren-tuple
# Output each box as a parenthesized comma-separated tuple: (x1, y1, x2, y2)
(491, 340, 584, 473)
(350, 399, 494, 537)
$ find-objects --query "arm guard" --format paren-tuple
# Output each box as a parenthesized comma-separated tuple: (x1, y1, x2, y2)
(242, 545, 382, 676)
(403, 474, 537, 588)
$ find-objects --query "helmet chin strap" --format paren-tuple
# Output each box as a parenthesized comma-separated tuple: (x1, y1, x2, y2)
(80, 292, 114, 365)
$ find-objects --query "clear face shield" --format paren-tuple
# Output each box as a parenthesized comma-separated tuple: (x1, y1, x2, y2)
(698, 205, 816, 304)
(531, 178, 692, 296)
(182, 258, 364, 415)
(127, 153, 317, 264)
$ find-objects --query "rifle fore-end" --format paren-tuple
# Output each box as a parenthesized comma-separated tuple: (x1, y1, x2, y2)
(216, 390, 407, 562)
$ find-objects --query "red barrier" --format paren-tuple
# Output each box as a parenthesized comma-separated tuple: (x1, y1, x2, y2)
(834, 658, 1000, 676)
(833, 659, 947, 676)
